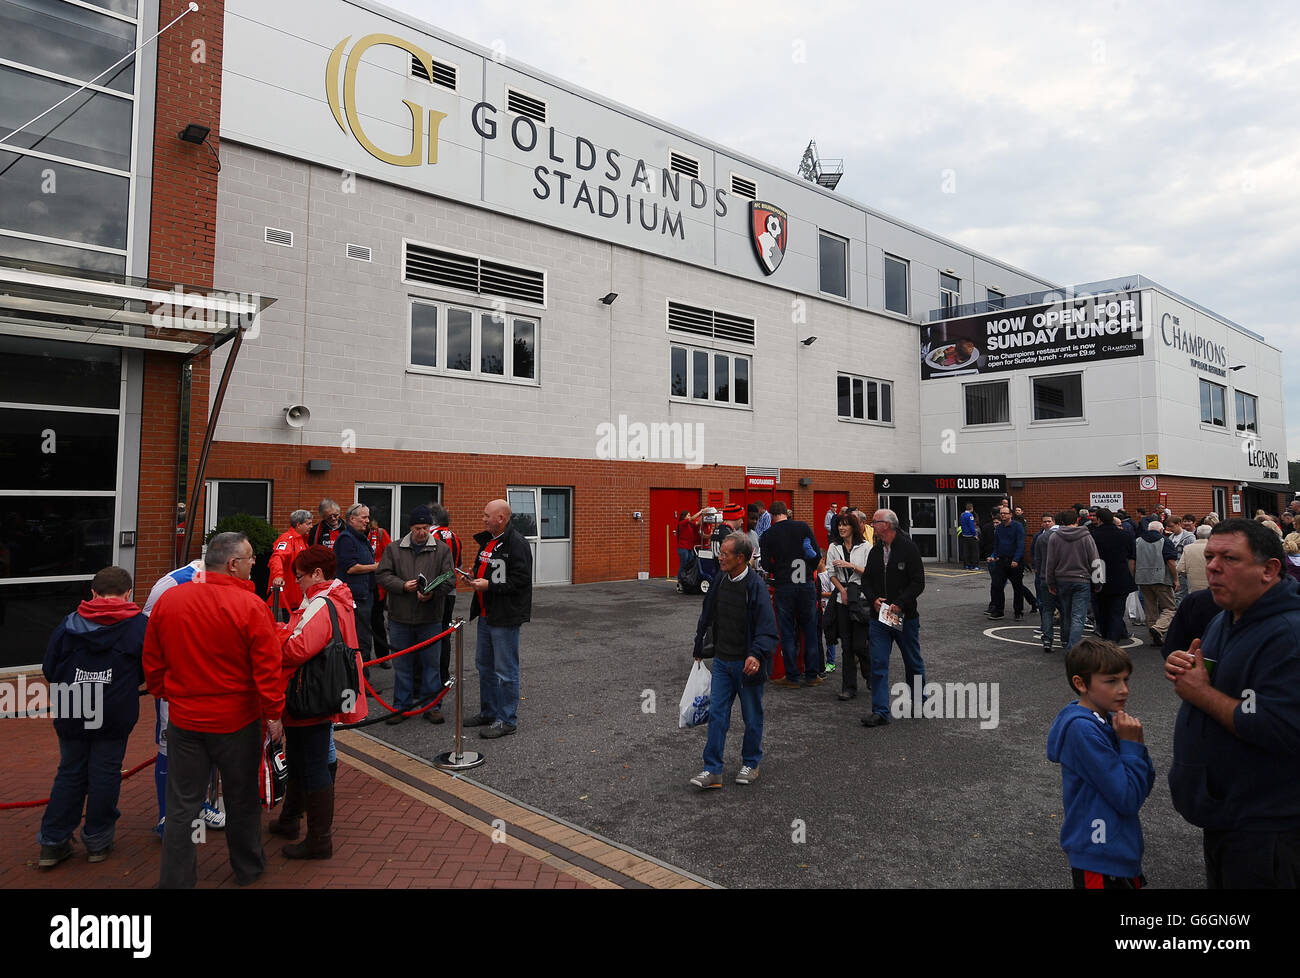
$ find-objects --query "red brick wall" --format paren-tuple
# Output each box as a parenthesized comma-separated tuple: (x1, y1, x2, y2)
(204, 442, 876, 583)
(136, 0, 225, 586)
(1008, 475, 1262, 526)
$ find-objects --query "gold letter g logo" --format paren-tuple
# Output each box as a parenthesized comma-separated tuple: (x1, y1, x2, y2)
(326, 34, 448, 167)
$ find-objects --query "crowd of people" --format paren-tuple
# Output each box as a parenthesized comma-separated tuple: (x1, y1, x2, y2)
(687, 504, 926, 789)
(35, 496, 532, 887)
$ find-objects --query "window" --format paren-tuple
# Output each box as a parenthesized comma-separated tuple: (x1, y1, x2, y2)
(939, 273, 961, 317)
(884, 254, 909, 315)
(356, 484, 442, 538)
(408, 299, 539, 383)
(1234, 390, 1258, 433)
(1032, 374, 1084, 421)
(818, 232, 848, 298)
(965, 380, 1010, 426)
(1200, 379, 1226, 428)
(671, 344, 750, 407)
(986, 288, 1004, 310)
(836, 373, 893, 424)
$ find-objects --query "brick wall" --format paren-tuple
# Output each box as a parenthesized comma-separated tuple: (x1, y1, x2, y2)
(136, 0, 226, 586)
(204, 441, 875, 582)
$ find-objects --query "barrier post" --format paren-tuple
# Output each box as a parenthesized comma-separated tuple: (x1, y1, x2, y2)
(434, 618, 485, 771)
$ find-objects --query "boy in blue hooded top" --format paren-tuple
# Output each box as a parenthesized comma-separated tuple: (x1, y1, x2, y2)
(1046, 637, 1155, 888)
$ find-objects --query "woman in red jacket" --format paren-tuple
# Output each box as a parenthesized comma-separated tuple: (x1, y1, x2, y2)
(269, 545, 367, 859)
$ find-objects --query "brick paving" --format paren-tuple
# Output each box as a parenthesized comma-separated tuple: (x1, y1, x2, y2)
(1, 677, 705, 890)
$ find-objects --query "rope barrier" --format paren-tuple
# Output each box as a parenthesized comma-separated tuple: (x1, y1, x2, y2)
(1, 621, 464, 808)
(0, 755, 156, 810)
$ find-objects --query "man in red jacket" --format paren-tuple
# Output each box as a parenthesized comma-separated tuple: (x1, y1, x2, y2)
(144, 531, 285, 888)
(267, 509, 313, 614)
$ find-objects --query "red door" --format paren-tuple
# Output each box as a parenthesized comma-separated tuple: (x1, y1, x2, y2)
(650, 488, 702, 578)
(814, 491, 850, 551)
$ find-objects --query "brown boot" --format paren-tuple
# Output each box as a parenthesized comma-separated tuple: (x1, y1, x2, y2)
(282, 785, 333, 860)
(268, 776, 303, 840)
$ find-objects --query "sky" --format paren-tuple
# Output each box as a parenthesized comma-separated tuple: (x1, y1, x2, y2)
(386, 0, 1300, 457)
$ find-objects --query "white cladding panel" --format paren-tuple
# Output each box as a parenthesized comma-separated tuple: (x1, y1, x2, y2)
(212, 144, 920, 471)
(220, 0, 1052, 309)
(918, 289, 1286, 482)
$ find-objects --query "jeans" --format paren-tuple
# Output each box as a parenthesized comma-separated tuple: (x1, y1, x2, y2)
(1055, 580, 1093, 651)
(1035, 577, 1059, 648)
(1093, 592, 1129, 642)
(1204, 827, 1300, 888)
(388, 618, 444, 711)
(702, 658, 764, 772)
(284, 722, 332, 792)
(868, 616, 925, 718)
(160, 719, 263, 889)
(354, 596, 374, 661)
(476, 618, 521, 725)
(38, 734, 129, 851)
(989, 558, 1027, 615)
(773, 584, 822, 681)
(676, 548, 693, 584)
(1176, 572, 1189, 607)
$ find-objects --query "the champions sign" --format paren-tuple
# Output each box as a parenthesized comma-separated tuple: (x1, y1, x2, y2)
(920, 291, 1144, 380)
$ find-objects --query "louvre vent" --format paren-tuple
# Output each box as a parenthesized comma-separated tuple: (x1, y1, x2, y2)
(729, 174, 756, 200)
(669, 151, 699, 179)
(506, 87, 546, 123)
(410, 55, 457, 90)
(405, 243, 545, 305)
(479, 259, 545, 304)
(346, 243, 372, 262)
(668, 301, 755, 346)
(264, 227, 293, 247)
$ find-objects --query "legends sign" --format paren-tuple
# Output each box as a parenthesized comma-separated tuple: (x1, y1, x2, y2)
(921, 291, 1144, 380)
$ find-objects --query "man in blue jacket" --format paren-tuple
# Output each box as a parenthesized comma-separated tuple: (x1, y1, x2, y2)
(334, 503, 379, 665)
(1166, 518, 1300, 887)
(38, 566, 147, 868)
(690, 532, 779, 788)
(986, 505, 1033, 620)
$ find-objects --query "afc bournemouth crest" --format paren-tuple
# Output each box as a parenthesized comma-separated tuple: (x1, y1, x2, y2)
(750, 201, 788, 275)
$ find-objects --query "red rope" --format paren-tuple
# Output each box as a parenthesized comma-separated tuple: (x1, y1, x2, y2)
(0, 755, 156, 810)
(361, 623, 456, 670)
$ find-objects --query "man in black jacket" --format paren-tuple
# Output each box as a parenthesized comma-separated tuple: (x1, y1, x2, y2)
(759, 501, 823, 688)
(1090, 507, 1136, 642)
(862, 509, 927, 727)
(464, 499, 533, 739)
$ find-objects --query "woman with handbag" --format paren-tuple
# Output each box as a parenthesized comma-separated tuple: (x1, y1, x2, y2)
(828, 512, 872, 701)
(270, 545, 367, 859)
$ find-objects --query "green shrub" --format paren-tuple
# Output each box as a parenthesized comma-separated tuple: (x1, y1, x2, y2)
(205, 513, 278, 555)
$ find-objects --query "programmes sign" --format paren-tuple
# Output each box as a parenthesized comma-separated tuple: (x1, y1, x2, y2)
(920, 291, 1143, 380)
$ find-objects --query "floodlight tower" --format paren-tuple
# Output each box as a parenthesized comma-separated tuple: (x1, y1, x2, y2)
(797, 140, 844, 190)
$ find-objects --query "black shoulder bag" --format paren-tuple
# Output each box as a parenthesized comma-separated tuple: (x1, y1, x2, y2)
(286, 599, 361, 720)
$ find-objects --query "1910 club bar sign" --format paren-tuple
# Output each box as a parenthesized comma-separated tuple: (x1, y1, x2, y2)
(875, 473, 1007, 493)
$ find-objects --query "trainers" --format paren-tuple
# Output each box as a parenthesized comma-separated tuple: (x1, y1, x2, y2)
(38, 839, 73, 868)
(1014, 612, 1024, 621)
(88, 844, 113, 864)
(985, 612, 1004, 620)
(735, 766, 759, 785)
(690, 769, 722, 789)
(480, 720, 517, 739)
(200, 801, 226, 830)
(824, 662, 837, 673)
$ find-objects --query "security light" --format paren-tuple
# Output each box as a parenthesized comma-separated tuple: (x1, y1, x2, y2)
(179, 123, 211, 144)
(801, 336, 817, 346)
(600, 292, 618, 305)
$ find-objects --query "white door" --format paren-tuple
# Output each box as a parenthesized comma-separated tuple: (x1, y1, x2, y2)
(507, 487, 572, 584)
